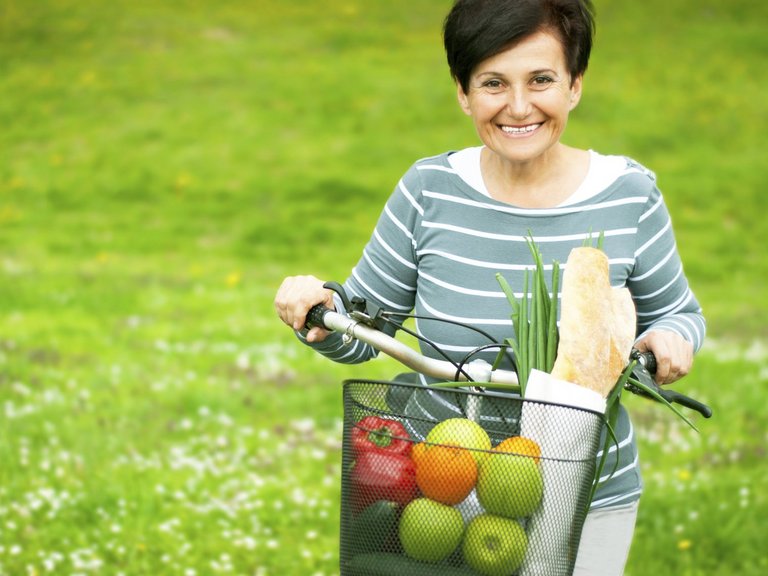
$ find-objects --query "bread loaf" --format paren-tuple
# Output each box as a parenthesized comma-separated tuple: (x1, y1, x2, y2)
(550, 247, 637, 397)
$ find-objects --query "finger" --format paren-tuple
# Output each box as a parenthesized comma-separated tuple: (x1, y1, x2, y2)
(274, 277, 307, 329)
(654, 357, 671, 385)
(306, 326, 330, 343)
(664, 342, 693, 384)
(645, 339, 671, 384)
(292, 307, 308, 331)
(274, 279, 293, 325)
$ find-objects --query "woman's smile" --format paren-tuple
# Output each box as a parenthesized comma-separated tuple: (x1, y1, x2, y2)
(499, 122, 543, 136)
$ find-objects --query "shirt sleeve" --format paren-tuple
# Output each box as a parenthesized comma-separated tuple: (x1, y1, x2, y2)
(629, 182, 706, 352)
(300, 164, 423, 364)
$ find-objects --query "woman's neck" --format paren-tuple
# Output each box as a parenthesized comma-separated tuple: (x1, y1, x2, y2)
(480, 144, 590, 208)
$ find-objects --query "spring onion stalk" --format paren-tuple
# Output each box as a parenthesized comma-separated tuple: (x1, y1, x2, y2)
(626, 375, 699, 432)
(590, 362, 633, 500)
(495, 274, 521, 372)
(582, 229, 605, 249)
(496, 235, 561, 394)
(590, 359, 699, 499)
(518, 270, 530, 394)
(535, 278, 545, 371)
(545, 262, 560, 372)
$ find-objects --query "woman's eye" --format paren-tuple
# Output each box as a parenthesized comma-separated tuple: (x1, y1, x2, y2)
(481, 79, 505, 93)
(531, 75, 554, 88)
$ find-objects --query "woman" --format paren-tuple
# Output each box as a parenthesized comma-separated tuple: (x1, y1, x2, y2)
(275, 1, 705, 574)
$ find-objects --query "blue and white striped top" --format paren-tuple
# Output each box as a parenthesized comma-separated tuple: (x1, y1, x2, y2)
(305, 148, 705, 508)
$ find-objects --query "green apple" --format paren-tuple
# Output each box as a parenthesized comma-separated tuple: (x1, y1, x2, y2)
(398, 498, 464, 563)
(477, 453, 543, 518)
(462, 514, 528, 576)
(426, 418, 491, 465)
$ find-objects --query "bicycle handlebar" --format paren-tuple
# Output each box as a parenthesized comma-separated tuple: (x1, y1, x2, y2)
(628, 350, 713, 418)
(307, 304, 519, 386)
(306, 303, 712, 418)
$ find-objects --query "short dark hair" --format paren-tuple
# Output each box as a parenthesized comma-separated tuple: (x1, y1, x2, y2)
(443, 0, 595, 92)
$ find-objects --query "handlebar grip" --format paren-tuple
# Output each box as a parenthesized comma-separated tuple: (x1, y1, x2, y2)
(629, 349, 713, 418)
(660, 389, 713, 419)
(305, 304, 330, 330)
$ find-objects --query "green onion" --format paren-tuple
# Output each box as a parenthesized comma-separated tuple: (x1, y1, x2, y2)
(519, 270, 530, 393)
(496, 234, 562, 393)
(626, 374, 699, 432)
(590, 362, 633, 500)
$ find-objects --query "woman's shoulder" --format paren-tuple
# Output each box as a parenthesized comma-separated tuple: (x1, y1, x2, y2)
(587, 151, 662, 199)
(594, 152, 658, 185)
(399, 150, 466, 190)
(410, 150, 456, 173)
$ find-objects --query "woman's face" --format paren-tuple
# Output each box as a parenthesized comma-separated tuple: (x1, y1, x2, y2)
(457, 30, 582, 167)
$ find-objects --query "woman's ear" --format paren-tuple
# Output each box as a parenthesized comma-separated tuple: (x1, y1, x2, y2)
(456, 83, 472, 116)
(569, 74, 584, 110)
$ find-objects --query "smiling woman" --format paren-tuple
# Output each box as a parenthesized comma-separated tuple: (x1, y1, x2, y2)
(273, 1, 706, 576)
(0, 0, 762, 573)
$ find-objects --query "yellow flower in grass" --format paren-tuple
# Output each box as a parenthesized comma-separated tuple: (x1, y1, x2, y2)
(174, 173, 193, 190)
(226, 271, 241, 287)
(79, 70, 97, 86)
(677, 539, 692, 551)
(0, 205, 21, 224)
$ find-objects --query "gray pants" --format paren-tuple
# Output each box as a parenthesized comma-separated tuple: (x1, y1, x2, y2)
(574, 501, 639, 576)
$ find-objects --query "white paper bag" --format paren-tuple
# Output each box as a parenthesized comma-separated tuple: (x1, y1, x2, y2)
(518, 370, 605, 575)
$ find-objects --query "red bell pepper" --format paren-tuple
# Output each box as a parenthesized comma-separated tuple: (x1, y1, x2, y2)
(350, 450, 418, 511)
(351, 416, 412, 458)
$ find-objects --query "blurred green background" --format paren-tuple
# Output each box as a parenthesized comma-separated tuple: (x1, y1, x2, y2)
(1, 0, 766, 574)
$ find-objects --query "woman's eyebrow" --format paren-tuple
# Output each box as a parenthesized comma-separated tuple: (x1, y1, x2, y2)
(475, 67, 560, 78)
(475, 70, 504, 78)
(529, 68, 558, 76)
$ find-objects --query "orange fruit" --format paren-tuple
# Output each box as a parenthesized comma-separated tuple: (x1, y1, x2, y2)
(494, 436, 542, 463)
(415, 444, 477, 505)
(411, 442, 428, 465)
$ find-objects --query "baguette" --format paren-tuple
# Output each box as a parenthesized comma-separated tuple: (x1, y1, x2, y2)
(550, 248, 637, 397)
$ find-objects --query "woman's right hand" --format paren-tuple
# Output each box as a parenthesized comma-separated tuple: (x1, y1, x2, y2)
(274, 275, 335, 343)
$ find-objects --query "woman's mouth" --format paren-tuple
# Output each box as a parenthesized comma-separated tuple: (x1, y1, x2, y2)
(500, 123, 542, 135)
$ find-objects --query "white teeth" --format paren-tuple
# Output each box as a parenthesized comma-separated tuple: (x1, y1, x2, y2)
(501, 124, 540, 133)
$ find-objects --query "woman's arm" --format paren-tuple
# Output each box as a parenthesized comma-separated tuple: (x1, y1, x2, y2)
(629, 182, 706, 383)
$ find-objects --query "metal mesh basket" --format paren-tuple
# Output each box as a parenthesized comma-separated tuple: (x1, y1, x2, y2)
(339, 379, 605, 576)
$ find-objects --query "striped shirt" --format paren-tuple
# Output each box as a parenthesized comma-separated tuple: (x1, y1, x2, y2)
(306, 149, 706, 508)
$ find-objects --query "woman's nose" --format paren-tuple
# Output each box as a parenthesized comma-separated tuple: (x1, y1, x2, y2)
(505, 87, 532, 118)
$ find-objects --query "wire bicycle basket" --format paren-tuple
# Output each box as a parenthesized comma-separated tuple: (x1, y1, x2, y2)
(339, 379, 605, 576)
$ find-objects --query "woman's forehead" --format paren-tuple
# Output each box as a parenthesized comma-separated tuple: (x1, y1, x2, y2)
(473, 31, 568, 76)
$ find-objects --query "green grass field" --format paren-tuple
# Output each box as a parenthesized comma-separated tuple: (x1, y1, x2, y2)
(1, 0, 767, 574)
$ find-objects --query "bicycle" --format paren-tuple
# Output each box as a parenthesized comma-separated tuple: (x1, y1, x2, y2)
(305, 282, 712, 576)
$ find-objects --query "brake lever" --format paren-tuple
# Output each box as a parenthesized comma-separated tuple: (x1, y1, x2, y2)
(321, 281, 389, 331)
(627, 350, 713, 419)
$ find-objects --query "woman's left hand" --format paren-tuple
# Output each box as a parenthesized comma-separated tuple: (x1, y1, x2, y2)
(634, 330, 693, 385)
